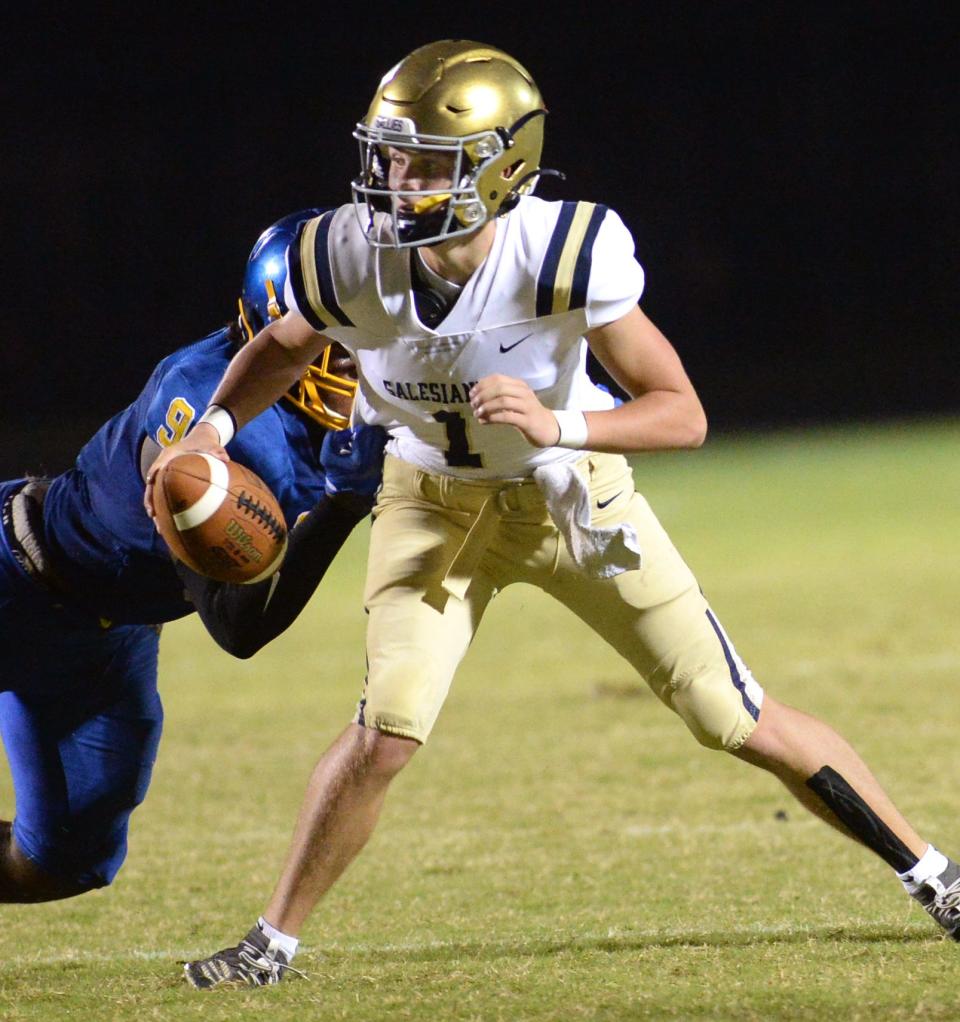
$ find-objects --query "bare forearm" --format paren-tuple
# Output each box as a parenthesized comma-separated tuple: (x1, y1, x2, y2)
(583, 390, 707, 453)
(210, 327, 317, 429)
(471, 374, 707, 453)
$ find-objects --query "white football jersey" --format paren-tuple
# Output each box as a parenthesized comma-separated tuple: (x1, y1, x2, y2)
(285, 196, 644, 479)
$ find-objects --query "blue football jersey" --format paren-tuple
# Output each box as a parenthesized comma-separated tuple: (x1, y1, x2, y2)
(42, 328, 328, 623)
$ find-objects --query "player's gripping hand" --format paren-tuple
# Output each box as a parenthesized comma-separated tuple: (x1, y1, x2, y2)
(470, 374, 560, 447)
(320, 424, 388, 515)
(143, 423, 229, 519)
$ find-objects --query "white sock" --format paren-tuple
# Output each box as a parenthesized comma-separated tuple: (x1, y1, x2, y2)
(897, 844, 949, 891)
(258, 916, 299, 961)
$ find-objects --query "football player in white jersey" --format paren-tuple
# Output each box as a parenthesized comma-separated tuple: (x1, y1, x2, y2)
(146, 41, 960, 987)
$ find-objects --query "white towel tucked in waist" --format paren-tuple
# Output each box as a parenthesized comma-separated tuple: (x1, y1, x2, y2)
(532, 462, 642, 578)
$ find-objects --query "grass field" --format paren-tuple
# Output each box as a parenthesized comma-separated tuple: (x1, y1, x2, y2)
(1, 418, 958, 1020)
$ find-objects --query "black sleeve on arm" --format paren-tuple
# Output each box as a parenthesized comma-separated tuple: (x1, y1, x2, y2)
(174, 497, 366, 659)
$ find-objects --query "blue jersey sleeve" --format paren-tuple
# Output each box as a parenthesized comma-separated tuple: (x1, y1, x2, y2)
(142, 363, 222, 456)
(43, 330, 238, 623)
(44, 328, 335, 625)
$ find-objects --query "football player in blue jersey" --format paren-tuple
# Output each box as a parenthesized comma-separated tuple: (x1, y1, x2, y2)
(0, 210, 385, 903)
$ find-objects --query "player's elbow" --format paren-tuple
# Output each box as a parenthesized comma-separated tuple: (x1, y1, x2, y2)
(212, 632, 264, 660)
(678, 401, 708, 449)
(229, 642, 259, 661)
(688, 408, 708, 448)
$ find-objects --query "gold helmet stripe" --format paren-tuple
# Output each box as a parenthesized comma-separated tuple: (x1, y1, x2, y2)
(265, 278, 283, 320)
(237, 296, 256, 343)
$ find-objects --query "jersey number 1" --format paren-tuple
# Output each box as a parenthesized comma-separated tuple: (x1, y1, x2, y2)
(433, 411, 482, 468)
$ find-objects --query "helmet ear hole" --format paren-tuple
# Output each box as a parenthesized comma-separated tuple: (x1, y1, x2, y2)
(501, 160, 523, 180)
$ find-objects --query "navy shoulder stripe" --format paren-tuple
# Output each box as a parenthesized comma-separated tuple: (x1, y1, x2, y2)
(288, 219, 326, 332)
(569, 204, 607, 311)
(536, 202, 577, 318)
(291, 213, 354, 331)
(313, 212, 353, 328)
(536, 202, 606, 317)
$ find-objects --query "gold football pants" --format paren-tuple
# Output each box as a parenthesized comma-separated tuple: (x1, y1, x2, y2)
(356, 453, 763, 749)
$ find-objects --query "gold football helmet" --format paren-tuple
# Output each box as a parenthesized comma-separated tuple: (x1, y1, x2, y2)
(352, 40, 548, 248)
(239, 210, 357, 430)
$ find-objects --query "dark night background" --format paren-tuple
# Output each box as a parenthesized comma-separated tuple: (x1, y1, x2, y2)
(2, 4, 956, 478)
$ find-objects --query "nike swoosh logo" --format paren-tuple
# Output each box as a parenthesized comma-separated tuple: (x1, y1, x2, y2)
(499, 332, 534, 353)
(596, 491, 623, 509)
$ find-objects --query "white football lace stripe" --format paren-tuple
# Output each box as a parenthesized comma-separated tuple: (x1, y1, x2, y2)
(172, 454, 230, 531)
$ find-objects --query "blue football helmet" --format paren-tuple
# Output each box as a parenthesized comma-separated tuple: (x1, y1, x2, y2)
(239, 209, 358, 430)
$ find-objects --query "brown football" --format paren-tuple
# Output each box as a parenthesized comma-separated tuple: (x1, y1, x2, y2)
(153, 453, 287, 584)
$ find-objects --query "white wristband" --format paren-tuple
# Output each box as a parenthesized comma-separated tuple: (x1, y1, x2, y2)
(552, 410, 589, 450)
(197, 404, 237, 446)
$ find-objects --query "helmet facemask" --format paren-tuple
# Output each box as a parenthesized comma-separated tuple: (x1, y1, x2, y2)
(284, 343, 357, 431)
(353, 118, 524, 248)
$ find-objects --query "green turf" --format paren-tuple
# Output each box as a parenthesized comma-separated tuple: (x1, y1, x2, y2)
(2, 418, 959, 1020)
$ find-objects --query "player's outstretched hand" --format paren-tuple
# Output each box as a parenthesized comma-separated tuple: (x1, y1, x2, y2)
(143, 423, 229, 519)
(470, 374, 560, 448)
(320, 424, 388, 515)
